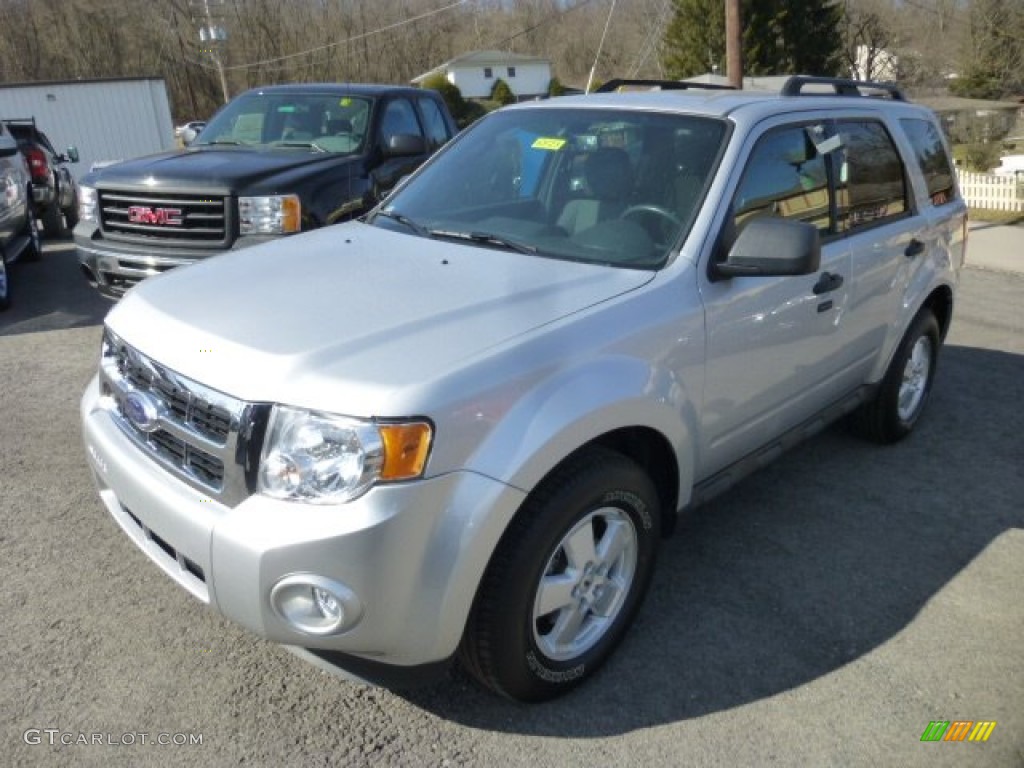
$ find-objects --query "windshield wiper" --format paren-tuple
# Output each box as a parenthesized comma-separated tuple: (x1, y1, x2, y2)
(373, 209, 432, 238)
(275, 141, 327, 153)
(200, 139, 244, 146)
(431, 230, 538, 255)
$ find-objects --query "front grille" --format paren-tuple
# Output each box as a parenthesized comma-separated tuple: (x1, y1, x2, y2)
(98, 189, 231, 247)
(99, 330, 256, 504)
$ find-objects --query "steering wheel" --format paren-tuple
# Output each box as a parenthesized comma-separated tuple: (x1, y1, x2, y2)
(621, 205, 684, 228)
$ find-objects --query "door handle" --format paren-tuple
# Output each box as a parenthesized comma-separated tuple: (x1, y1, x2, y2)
(905, 238, 925, 258)
(812, 271, 844, 295)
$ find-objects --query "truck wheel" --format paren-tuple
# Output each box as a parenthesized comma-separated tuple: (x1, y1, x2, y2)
(850, 309, 940, 444)
(460, 446, 661, 701)
(42, 202, 63, 237)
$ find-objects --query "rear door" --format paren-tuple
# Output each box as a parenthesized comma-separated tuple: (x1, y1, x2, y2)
(829, 117, 921, 376)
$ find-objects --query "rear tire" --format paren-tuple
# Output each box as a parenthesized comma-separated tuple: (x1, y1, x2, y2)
(42, 201, 63, 237)
(460, 446, 661, 701)
(850, 310, 940, 443)
(63, 194, 79, 230)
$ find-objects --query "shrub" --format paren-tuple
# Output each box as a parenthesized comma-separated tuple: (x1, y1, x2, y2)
(420, 73, 467, 121)
(490, 78, 515, 106)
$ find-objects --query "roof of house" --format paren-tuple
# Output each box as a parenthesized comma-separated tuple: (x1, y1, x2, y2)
(411, 50, 550, 84)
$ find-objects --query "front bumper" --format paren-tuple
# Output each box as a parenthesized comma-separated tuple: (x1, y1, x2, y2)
(74, 224, 278, 299)
(80, 375, 526, 670)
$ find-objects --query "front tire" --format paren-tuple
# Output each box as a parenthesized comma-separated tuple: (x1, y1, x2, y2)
(851, 309, 940, 443)
(460, 446, 661, 701)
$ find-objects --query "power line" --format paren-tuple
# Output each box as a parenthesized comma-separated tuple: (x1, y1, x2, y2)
(213, 0, 470, 73)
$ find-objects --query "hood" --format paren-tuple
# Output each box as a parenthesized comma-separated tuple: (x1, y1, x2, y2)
(89, 146, 357, 192)
(105, 222, 654, 415)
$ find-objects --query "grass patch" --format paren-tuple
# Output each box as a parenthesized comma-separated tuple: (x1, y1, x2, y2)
(968, 208, 1024, 226)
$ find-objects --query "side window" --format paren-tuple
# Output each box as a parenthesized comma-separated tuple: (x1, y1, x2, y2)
(417, 97, 452, 149)
(834, 120, 908, 232)
(732, 124, 831, 235)
(900, 118, 957, 206)
(379, 99, 423, 145)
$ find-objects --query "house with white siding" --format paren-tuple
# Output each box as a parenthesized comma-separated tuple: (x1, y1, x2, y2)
(412, 51, 552, 100)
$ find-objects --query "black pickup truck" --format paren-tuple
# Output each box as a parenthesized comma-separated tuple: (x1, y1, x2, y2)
(76, 83, 457, 298)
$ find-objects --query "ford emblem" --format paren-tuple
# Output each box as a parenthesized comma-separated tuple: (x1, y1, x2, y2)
(123, 391, 162, 433)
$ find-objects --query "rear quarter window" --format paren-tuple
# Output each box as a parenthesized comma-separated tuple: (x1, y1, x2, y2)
(899, 117, 958, 206)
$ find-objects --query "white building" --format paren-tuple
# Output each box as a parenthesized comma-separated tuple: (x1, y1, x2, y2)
(412, 51, 552, 100)
(0, 77, 174, 180)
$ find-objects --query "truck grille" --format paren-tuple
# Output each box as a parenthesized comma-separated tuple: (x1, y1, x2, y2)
(98, 330, 259, 505)
(98, 190, 231, 248)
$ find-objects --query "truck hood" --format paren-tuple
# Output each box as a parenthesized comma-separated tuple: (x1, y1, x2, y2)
(106, 222, 654, 415)
(89, 146, 356, 191)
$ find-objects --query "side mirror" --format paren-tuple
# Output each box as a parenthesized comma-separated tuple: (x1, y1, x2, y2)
(66, 147, 80, 163)
(181, 127, 199, 146)
(713, 216, 821, 279)
(384, 133, 426, 158)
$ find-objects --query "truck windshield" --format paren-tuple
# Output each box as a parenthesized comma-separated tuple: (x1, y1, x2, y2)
(373, 107, 726, 269)
(196, 92, 372, 154)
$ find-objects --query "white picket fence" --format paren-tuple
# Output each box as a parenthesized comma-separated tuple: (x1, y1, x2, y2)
(956, 170, 1024, 212)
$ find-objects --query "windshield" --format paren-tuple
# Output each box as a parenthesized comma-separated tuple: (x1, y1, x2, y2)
(195, 92, 372, 154)
(373, 107, 726, 268)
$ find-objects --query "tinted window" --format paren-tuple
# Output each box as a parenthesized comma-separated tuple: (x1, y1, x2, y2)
(417, 97, 451, 150)
(835, 121, 907, 231)
(733, 125, 831, 234)
(380, 99, 423, 143)
(900, 118, 957, 206)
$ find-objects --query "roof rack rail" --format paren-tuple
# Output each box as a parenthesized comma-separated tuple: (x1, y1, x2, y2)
(595, 79, 735, 93)
(781, 76, 906, 101)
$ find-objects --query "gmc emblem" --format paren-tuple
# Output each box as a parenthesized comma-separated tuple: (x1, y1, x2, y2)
(128, 206, 183, 226)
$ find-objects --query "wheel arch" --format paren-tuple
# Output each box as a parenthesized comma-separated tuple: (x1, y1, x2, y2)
(922, 283, 954, 341)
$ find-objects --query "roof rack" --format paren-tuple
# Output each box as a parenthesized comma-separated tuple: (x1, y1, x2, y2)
(595, 79, 736, 93)
(781, 76, 906, 101)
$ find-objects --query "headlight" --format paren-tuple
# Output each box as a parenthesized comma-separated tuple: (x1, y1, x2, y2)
(78, 185, 97, 223)
(239, 194, 301, 235)
(258, 406, 432, 504)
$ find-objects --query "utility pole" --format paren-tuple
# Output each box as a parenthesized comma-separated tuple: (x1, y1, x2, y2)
(192, 0, 230, 105)
(725, 0, 742, 89)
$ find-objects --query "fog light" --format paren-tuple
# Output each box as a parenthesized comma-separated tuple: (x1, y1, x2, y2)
(270, 575, 362, 636)
(313, 587, 342, 621)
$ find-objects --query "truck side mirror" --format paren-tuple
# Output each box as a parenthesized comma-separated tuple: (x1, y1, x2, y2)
(384, 134, 427, 158)
(66, 147, 80, 163)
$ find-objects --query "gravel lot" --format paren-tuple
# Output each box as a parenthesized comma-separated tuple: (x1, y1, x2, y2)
(2, 236, 1022, 767)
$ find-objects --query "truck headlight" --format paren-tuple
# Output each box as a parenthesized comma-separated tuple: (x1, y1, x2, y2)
(78, 185, 97, 223)
(239, 194, 301, 235)
(258, 406, 432, 504)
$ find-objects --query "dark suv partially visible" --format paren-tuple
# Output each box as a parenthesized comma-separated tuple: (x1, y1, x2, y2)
(3, 118, 80, 237)
(76, 83, 457, 298)
(0, 119, 41, 310)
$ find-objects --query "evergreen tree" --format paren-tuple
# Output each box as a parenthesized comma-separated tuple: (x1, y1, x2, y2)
(663, 0, 844, 79)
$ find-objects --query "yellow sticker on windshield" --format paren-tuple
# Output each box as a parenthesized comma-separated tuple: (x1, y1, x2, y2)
(532, 137, 567, 151)
(339, 97, 352, 107)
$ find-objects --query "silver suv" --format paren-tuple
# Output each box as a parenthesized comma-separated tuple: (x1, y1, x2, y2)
(81, 77, 966, 701)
